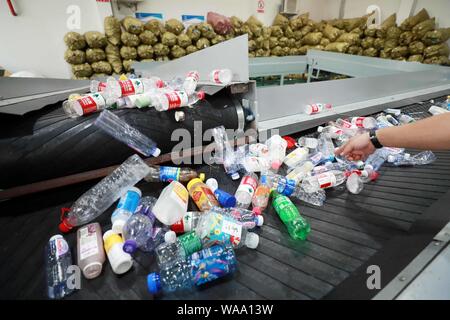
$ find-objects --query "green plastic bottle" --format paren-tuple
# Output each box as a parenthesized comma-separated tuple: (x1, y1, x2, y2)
(271, 192, 311, 240)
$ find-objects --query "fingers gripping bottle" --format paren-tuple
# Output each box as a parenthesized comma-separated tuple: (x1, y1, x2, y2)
(187, 178, 220, 212)
(265, 135, 287, 171)
(110, 187, 142, 234)
(235, 172, 258, 209)
(271, 192, 311, 240)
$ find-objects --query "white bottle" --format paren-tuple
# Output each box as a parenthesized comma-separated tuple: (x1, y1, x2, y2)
(111, 187, 142, 234)
(249, 143, 269, 157)
(429, 105, 449, 116)
(283, 147, 309, 168)
(152, 181, 189, 225)
(183, 71, 200, 95)
(351, 117, 377, 129)
(303, 103, 332, 115)
(103, 230, 133, 275)
(154, 91, 205, 111)
(265, 135, 287, 171)
(210, 69, 233, 85)
(297, 137, 318, 149)
(235, 172, 258, 209)
(77, 223, 105, 279)
(317, 125, 343, 139)
(286, 161, 314, 183)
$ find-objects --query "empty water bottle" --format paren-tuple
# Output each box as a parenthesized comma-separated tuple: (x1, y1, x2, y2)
(210, 69, 233, 85)
(317, 134, 336, 161)
(95, 110, 161, 157)
(388, 151, 436, 166)
(398, 114, 415, 124)
(144, 165, 203, 183)
(122, 213, 154, 254)
(302, 170, 346, 193)
(346, 171, 365, 194)
(211, 207, 264, 229)
(429, 105, 449, 116)
(317, 125, 344, 139)
(303, 103, 332, 115)
(59, 155, 151, 233)
(46, 235, 75, 299)
(111, 187, 142, 234)
(153, 90, 205, 111)
(147, 244, 237, 295)
(298, 137, 318, 149)
(235, 172, 259, 209)
(271, 192, 311, 240)
(183, 71, 200, 94)
(102, 77, 164, 105)
(265, 135, 287, 170)
(155, 231, 203, 267)
(351, 117, 377, 129)
(63, 93, 107, 118)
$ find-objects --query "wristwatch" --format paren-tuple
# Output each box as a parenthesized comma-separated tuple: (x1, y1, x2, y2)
(369, 130, 383, 149)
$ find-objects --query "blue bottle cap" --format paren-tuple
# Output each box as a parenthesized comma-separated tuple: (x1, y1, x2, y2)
(147, 273, 162, 294)
(214, 189, 237, 208)
(123, 240, 138, 254)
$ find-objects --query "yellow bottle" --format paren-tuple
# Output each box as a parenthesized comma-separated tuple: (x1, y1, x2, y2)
(187, 177, 219, 212)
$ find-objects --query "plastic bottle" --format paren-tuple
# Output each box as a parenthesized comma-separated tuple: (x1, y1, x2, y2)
(376, 115, 394, 128)
(90, 80, 107, 93)
(210, 69, 233, 85)
(102, 77, 164, 105)
(286, 161, 314, 183)
(155, 231, 203, 267)
(271, 192, 311, 240)
(46, 235, 74, 299)
(252, 175, 271, 215)
(428, 105, 449, 115)
(103, 230, 133, 275)
(136, 195, 158, 219)
(110, 187, 142, 234)
(63, 93, 107, 118)
(59, 155, 151, 233)
(302, 170, 346, 193)
(364, 148, 391, 177)
(335, 118, 359, 136)
(234, 172, 259, 209)
(195, 212, 259, 249)
(317, 125, 343, 139)
(249, 143, 269, 157)
(388, 150, 436, 166)
(183, 71, 200, 94)
(152, 181, 189, 225)
(187, 178, 220, 211)
(122, 213, 154, 254)
(385, 114, 400, 126)
(384, 108, 401, 116)
(153, 90, 205, 111)
(297, 137, 318, 149)
(284, 147, 309, 168)
(312, 161, 348, 175)
(303, 103, 332, 115)
(240, 155, 270, 173)
(211, 207, 264, 229)
(351, 116, 378, 129)
(147, 244, 237, 294)
(346, 171, 365, 194)
(317, 134, 336, 161)
(265, 135, 287, 170)
(142, 226, 170, 253)
(205, 178, 237, 208)
(94, 110, 161, 157)
(171, 211, 203, 234)
(77, 223, 105, 279)
(211, 126, 240, 179)
(144, 165, 203, 183)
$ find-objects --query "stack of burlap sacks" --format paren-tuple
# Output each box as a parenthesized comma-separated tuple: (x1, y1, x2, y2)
(64, 9, 450, 79)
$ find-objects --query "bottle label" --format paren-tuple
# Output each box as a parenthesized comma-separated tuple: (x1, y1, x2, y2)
(236, 176, 258, 197)
(119, 79, 144, 96)
(191, 245, 226, 260)
(309, 104, 320, 114)
(284, 148, 308, 165)
(272, 196, 299, 224)
(212, 70, 221, 84)
(79, 224, 99, 261)
(191, 252, 232, 286)
(310, 152, 323, 165)
(316, 172, 337, 189)
(178, 231, 202, 256)
(49, 235, 69, 258)
(98, 82, 107, 92)
(78, 93, 105, 115)
(164, 91, 189, 110)
(204, 214, 242, 247)
(174, 212, 193, 232)
(339, 119, 353, 128)
(172, 181, 189, 205)
(114, 189, 141, 215)
(186, 71, 199, 81)
(104, 233, 123, 254)
(352, 117, 365, 128)
(159, 166, 180, 182)
(190, 184, 219, 210)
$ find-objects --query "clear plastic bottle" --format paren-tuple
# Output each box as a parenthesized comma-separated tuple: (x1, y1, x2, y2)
(205, 178, 237, 208)
(240, 155, 270, 173)
(335, 118, 359, 136)
(364, 148, 391, 175)
(252, 175, 271, 215)
(77, 223, 105, 279)
(171, 211, 203, 234)
(59, 155, 151, 233)
(187, 178, 220, 212)
(211, 126, 240, 179)
(265, 135, 287, 171)
(136, 196, 158, 221)
(90, 80, 107, 93)
(46, 235, 74, 299)
(122, 213, 154, 254)
(317, 125, 343, 139)
(284, 147, 309, 168)
(385, 114, 400, 126)
(303, 103, 332, 115)
(398, 114, 415, 124)
(346, 171, 365, 194)
(102, 77, 164, 105)
(153, 90, 205, 111)
(211, 207, 264, 229)
(142, 226, 170, 253)
(94, 110, 161, 157)
(297, 137, 318, 149)
(210, 69, 233, 85)
(195, 211, 259, 249)
(103, 230, 133, 275)
(376, 115, 394, 128)
(144, 165, 204, 183)
(388, 151, 436, 166)
(351, 116, 378, 129)
(429, 105, 449, 116)
(249, 143, 269, 157)
(318, 134, 336, 161)
(147, 244, 237, 294)
(152, 181, 189, 225)
(286, 161, 314, 183)
(271, 192, 311, 240)
(234, 172, 259, 209)
(302, 170, 346, 193)
(111, 187, 142, 234)
(63, 93, 107, 118)
(155, 231, 203, 267)
(183, 71, 200, 94)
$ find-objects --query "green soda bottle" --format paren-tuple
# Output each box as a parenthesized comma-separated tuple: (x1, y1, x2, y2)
(271, 192, 310, 240)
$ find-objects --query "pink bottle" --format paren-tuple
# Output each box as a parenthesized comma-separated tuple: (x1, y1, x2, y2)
(77, 223, 105, 279)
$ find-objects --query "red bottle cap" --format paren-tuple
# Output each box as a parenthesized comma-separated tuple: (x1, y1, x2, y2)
(282, 136, 296, 149)
(370, 171, 380, 181)
(252, 207, 262, 215)
(170, 219, 185, 234)
(197, 91, 206, 100)
(59, 218, 73, 233)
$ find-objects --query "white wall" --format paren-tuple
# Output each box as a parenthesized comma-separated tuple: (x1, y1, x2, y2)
(0, 0, 109, 79)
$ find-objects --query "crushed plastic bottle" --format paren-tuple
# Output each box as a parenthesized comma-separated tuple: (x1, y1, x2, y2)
(271, 192, 311, 240)
(388, 151, 436, 166)
(94, 110, 161, 157)
(210, 69, 233, 85)
(153, 90, 205, 112)
(303, 103, 332, 115)
(211, 126, 240, 180)
(234, 172, 258, 209)
(122, 213, 154, 254)
(265, 135, 287, 171)
(144, 165, 203, 183)
(59, 154, 151, 233)
(46, 235, 75, 299)
(301, 170, 346, 193)
(147, 244, 237, 295)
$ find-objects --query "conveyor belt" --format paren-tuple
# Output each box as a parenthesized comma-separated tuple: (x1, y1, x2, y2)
(0, 96, 449, 300)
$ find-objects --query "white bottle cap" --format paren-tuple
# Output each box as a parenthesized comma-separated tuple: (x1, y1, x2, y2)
(108, 244, 133, 275)
(317, 126, 324, 133)
(245, 232, 259, 249)
(205, 178, 219, 191)
(164, 231, 177, 244)
(152, 148, 161, 157)
(112, 220, 126, 234)
(387, 155, 395, 163)
(256, 215, 264, 227)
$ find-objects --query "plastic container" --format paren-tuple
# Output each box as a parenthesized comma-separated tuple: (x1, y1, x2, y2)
(265, 135, 287, 170)
(46, 235, 74, 299)
(297, 137, 318, 149)
(205, 178, 237, 208)
(63, 93, 107, 118)
(183, 71, 200, 94)
(103, 230, 133, 275)
(283, 147, 309, 168)
(210, 69, 233, 85)
(351, 117, 377, 129)
(59, 155, 150, 233)
(251, 176, 271, 215)
(235, 172, 258, 209)
(154, 91, 205, 111)
(286, 160, 314, 183)
(94, 110, 161, 157)
(122, 213, 154, 254)
(152, 181, 189, 225)
(302, 170, 346, 193)
(303, 103, 332, 115)
(111, 187, 142, 234)
(77, 223, 105, 279)
(187, 178, 220, 212)
(212, 207, 264, 230)
(144, 165, 204, 183)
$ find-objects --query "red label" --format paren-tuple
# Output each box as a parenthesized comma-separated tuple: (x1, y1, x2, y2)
(310, 104, 320, 113)
(354, 117, 364, 128)
(241, 176, 258, 191)
(78, 96, 98, 115)
(164, 92, 182, 109)
(98, 82, 107, 92)
(341, 120, 353, 128)
(192, 191, 202, 202)
(213, 70, 221, 83)
(119, 80, 136, 96)
(187, 71, 199, 81)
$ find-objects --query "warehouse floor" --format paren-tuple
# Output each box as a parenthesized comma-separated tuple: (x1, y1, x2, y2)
(1, 98, 449, 300)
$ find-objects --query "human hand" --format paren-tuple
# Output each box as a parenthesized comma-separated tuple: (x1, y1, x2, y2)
(334, 132, 376, 161)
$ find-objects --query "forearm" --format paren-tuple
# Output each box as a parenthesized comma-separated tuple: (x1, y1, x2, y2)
(377, 113, 450, 150)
